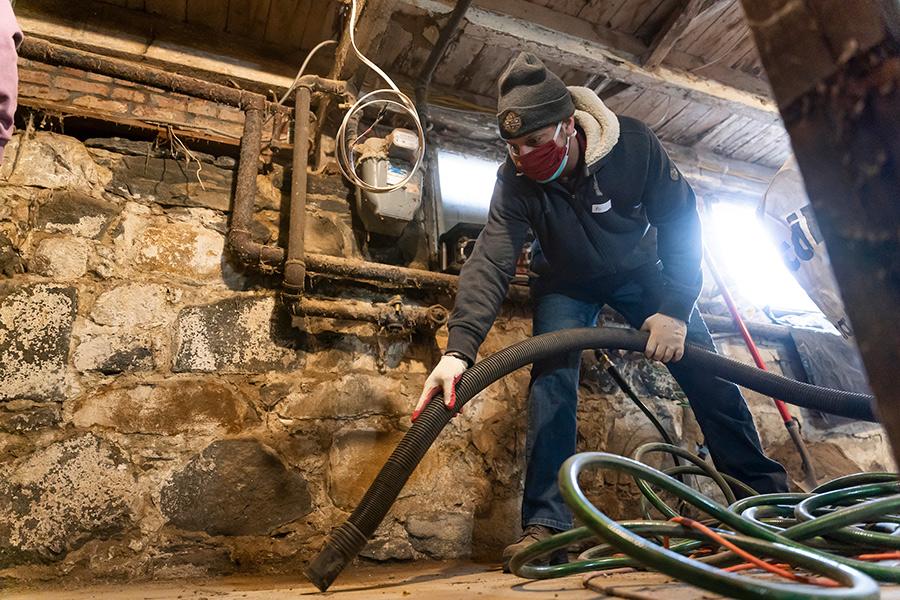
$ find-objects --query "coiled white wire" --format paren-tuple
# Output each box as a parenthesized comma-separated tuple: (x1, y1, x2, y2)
(334, 0, 426, 193)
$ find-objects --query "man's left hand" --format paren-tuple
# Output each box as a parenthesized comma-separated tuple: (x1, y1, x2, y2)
(640, 313, 687, 363)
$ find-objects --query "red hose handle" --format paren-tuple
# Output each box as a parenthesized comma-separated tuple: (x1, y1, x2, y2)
(705, 251, 794, 424)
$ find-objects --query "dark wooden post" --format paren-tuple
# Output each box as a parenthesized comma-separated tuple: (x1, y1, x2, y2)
(736, 0, 900, 466)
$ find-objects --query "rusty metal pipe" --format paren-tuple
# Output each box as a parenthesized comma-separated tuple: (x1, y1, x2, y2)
(227, 107, 286, 269)
(19, 37, 266, 110)
(284, 87, 312, 297)
(305, 254, 458, 289)
(296, 296, 449, 333)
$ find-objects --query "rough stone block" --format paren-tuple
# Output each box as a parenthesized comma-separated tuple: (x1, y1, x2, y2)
(172, 295, 302, 373)
(406, 512, 473, 558)
(276, 373, 416, 421)
(107, 155, 236, 211)
(112, 204, 225, 282)
(360, 521, 415, 561)
(0, 284, 77, 401)
(160, 439, 312, 536)
(35, 190, 119, 239)
(135, 222, 224, 280)
(0, 132, 112, 192)
(73, 333, 155, 374)
(71, 379, 256, 435)
(29, 235, 91, 279)
(0, 434, 135, 567)
(0, 186, 34, 233)
(90, 283, 181, 328)
(327, 430, 404, 511)
(305, 210, 351, 256)
(0, 401, 61, 433)
(0, 233, 23, 277)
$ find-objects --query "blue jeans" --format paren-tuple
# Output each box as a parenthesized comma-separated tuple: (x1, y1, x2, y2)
(522, 270, 789, 531)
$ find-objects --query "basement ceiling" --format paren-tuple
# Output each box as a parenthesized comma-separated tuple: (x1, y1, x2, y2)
(51, 0, 794, 168)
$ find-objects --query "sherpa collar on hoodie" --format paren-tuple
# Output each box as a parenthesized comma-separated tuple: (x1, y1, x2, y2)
(568, 86, 620, 173)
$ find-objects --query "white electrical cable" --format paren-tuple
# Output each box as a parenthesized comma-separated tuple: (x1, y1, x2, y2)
(277, 39, 338, 106)
(335, 0, 426, 193)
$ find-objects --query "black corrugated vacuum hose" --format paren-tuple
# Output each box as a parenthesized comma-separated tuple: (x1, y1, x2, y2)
(304, 327, 877, 592)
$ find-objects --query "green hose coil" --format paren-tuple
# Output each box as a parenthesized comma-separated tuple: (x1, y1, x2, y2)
(510, 443, 900, 600)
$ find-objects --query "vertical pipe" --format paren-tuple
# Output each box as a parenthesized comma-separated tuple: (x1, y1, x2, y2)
(414, 0, 473, 263)
(227, 108, 273, 265)
(284, 87, 311, 297)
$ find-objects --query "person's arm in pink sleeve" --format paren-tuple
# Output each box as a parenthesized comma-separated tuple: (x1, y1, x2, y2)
(0, 0, 22, 165)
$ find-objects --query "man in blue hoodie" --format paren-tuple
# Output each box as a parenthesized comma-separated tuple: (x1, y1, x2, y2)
(412, 53, 789, 570)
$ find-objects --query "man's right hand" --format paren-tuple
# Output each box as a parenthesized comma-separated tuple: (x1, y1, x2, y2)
(412, 354, 468, 421)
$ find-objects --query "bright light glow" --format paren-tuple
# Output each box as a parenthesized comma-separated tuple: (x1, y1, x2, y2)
(438, 150, 501, 232)
(704, 202, 819, 312)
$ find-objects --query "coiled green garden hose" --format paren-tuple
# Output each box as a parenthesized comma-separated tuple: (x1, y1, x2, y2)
(511, 443, 900, 600)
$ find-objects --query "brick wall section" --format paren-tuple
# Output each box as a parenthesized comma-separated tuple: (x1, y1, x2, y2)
(17, 59, 252, 142)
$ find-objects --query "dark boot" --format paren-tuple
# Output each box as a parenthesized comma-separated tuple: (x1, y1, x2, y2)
(502, 524, 567, 574)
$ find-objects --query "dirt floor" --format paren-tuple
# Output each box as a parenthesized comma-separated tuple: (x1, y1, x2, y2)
(6, 561, 900, 600)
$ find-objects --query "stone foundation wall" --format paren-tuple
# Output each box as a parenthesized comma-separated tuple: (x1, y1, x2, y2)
(0, 127, 891, 584)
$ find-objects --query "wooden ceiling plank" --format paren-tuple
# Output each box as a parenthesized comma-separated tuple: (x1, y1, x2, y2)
(401, 0, 780, 124)
(186, 0, 228, 31)
(597, 80, 632, 100)
(680, 0, 737, 55)
(226, 0, 272, 39)
(301, 0, 332, 49)
(434, 32, 486, 87)
(706, 117, 758, 154)
(689, 112, 741, 146)
(378, 19, 415, 77)
(655, 101, 713, 139)
(643, 0, 708, 69)
(263, 0, 311, 48)
(718, 121, 766, 156)
(649, 96, 692, 134)
(470, 49, 516, 96)
(601, 84, 645, 114)
(145, 0, 186, 21)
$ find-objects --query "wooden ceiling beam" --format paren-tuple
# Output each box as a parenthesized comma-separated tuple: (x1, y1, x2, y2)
(642, 0, 725, 70)
(400, 0, 780, 124)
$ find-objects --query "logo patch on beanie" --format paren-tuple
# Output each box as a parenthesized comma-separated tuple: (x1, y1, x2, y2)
(502, 111, 522, 135)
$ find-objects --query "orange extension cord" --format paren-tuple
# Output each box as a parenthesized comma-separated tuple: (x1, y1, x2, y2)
(671, 516, 840, 587)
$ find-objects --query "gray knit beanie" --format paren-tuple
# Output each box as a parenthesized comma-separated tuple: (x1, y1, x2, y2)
(496, 53, 575, 140)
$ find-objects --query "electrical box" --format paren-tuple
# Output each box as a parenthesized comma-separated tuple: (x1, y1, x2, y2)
(355, 128, 423, 237)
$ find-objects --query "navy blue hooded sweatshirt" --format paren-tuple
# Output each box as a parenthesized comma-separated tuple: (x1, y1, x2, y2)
(445, 87, 703, 364)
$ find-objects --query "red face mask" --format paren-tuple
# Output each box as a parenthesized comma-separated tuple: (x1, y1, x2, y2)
(512, 122, 572, 183)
